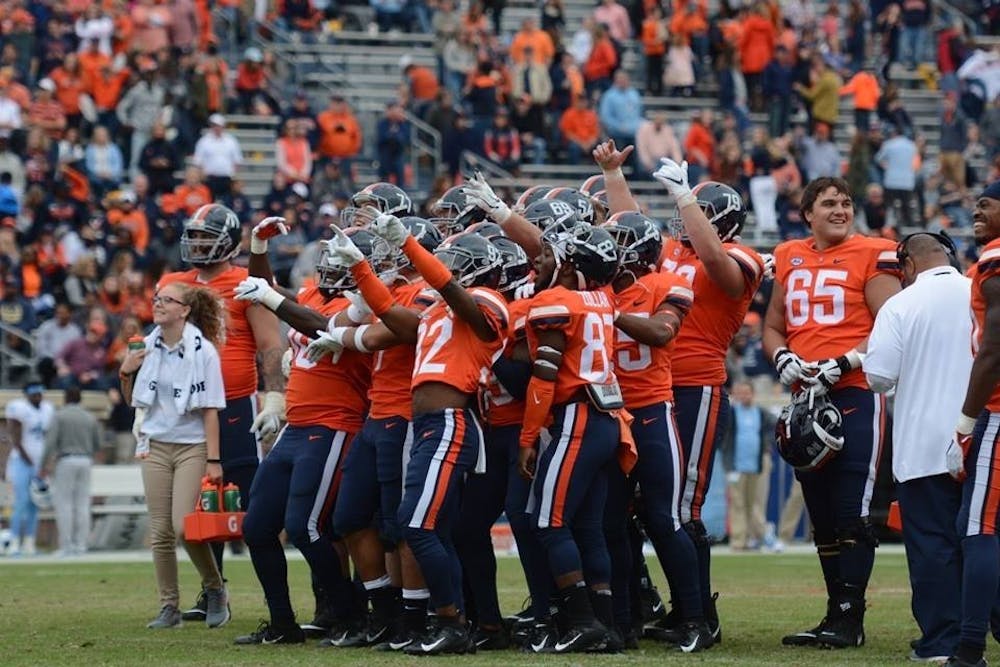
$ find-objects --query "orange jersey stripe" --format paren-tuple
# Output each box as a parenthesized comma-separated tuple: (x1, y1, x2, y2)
(424, 412, 466, 529)
(551, 405, 588, 528)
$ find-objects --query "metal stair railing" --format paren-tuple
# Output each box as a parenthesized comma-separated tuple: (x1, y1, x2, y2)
(0, 322, 36, 388)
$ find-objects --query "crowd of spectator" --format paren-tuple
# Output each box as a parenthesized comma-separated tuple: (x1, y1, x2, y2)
(0, 0, 999, 396)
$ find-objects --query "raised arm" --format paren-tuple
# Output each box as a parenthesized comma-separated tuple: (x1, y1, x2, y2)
(246, 216, 298, 301)
(593, 140, 641, 214)
(463, 171, 542, 259)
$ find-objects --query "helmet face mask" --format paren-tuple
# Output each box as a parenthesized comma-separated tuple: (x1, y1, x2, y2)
(776, 389, 845, 471)
(491, 236, 531, 296)
(316, 228, 393, 293)
(668, 182, 747, 244)
(180, 204, 242, 266)
(431, 186, 487, 236)
(540, 222, 619, 291)
(351, 182, 413, 217)
(602, 212, 662, 278)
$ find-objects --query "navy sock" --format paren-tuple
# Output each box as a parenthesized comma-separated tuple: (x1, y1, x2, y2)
(406, 527, 458, 609)
(650, 527, 703, 621)
(247, 536, 294, 624)
(960, 534, 999, 648)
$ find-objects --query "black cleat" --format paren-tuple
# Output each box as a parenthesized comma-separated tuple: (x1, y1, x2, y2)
(782, 614, 831, 647)
(676, 621, 716, 653)
(943, 658, 987, 667)
(596, 628, 625, 653)
(299, 607, 335, 638)
(706, 592, 722, 644)
(524, 621, 558, 653)
(404, 623, 472, 655)
(815, 598, 865, 649)
(643, 606, 682, 642)
(621, 627, 640, 650)
(234, 620, 306, 645)
(373, 627, 423, 652)
(552, 622, 608, 653)
(181, 589, 207, 621)
(318, 618, 368, 648)
(471, 626, 510, 651)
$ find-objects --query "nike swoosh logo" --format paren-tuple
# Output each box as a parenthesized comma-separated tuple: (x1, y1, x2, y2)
(475, 637, 490, 647)
(530, 639, 549, 652)
(421, 431, 435, 439)
(389, 639, 413, 650)
(642, 418, 657, 425)
(553, 637, 579, 652)
(227, 417, 240, 424)
(420, 636, 447, 652)
(652, 600, 663, 613)
(532, 392, 541, 405)
(384, 422, 398, 429)
(261, 634, 285, 644)
(308, 435, 323, 441)
(843, 407, 858, 415)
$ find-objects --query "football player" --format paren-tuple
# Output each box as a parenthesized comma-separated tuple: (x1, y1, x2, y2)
(651, 162, 768, 641)
(945, 181, 1000, 667)
(518, 222, 629, 653)
(227, 223, 377, 645)
(429, 186, 487, 236)
(342, 182, 413, 228)
(761, 176, 900, 648)
(158, 204, 285, 621)
(453, 235, 537, 650)
(602, 211, 714, 652)
(319, 218, 510, 655)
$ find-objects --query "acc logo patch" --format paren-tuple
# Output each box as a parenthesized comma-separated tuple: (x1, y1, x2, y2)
(791, 257, 803, 266)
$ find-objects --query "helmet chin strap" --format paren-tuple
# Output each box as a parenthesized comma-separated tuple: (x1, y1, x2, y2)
(574, 270, 586, 290)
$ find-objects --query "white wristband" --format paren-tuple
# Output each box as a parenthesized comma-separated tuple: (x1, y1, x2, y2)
(676, 191, 697, 209)
(259, 287, 285, 311)
(250, 236, 268, 254)
(603, 167, 625, 181)
(346, 303, 368, 324)
(353, 324, 371, 353)
(957, 413, 978, 435)
(494, 202, 512, 224)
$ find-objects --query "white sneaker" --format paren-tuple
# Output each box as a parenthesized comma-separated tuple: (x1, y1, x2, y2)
(770, 539, 786, 554)
(22, 536, 36, 556)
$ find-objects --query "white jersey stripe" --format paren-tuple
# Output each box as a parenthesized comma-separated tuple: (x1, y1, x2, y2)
(408, 411, 456, 529)
(967, 414, 1000, 536)
(307, 430, 348, 542)
(680, 386, 713, 523)
(537, 406, 577, 529)
(860, 394, 882, 518)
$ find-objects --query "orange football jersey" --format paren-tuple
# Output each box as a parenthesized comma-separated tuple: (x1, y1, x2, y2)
(970, 238, 1000, 412)
(612, 272, 695, 408)
(285, 287, 371, 431)
(158, 266, 258, 400)
(368, 280, 427, 421)
(659, 239, 765, 386)
(483, 298, 531, 427)
(773, 235, 901, 390)
(411, 287, 510, 395)
(526, 286, 618, 405)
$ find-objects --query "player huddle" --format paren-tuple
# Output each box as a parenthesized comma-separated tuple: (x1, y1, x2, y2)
(156, 144, 1000, 657)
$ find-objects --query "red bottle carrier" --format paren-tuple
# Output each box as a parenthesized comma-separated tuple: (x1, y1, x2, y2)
(183, 477, 246, 543)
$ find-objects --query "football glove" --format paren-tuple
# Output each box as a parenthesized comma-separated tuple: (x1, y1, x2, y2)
(250, 216, 289, 254)
(801, 351, 862, 395)
(652, 157, 696, 208)
(947, 414, 978, 481)
(463, 170, 512, 223)
(761, 252, 776, 279)
(372, 213, 410, 248)
(251, 391, 285, 447)
(280, 348, 292, 379)
(326, 225, 365, 267)
(773, 347, 809, 386)
(305, 328, 347, 363)
(343, 290, 373, 324)
(234, 277, 285, 311)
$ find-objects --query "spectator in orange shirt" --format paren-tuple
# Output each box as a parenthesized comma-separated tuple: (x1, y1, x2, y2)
(276, 119, 313, 184)
(130, 0, 172, 54)
(235, 47, 267, 115)
(105, 190, 149, 255)
(167, 166, 212, 218)
(583, 23, 618, 95)
(510, 17, 556, 65)
(86, 62, 130, 134)
(559, 95, 600, 163)
(738, 4, 776, 111)
(684, 109, 715, 183)
(49, 53, 86, 127)
(641, 5, 667, 95)
(670, 0, 709, 76)
(0, 68, 30, 111)
(78, 39, 111, 88)
(27, 79, 67, 140)
(316, 95, 362, 173)
(838, 66, 880, 132)
(400, 55, 440, 116)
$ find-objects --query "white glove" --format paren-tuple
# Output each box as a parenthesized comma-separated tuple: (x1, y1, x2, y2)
(372, 213, 410, 248)
(653, 158, 695, 207)
(773, 347, 809, 386)
(326, 225, 365, 267)
(251, 391, 285, 444)
(801, 351, 861, 395)
(514, 282, 535, 300)
(463, 170, 512, 223)
(251, 216, 289, 253)
(280, 348, 292, 379)
(946, 438, 967, 481)
(344, 290, 372, 324)
(305, 328, 347, 363)
(761, 252, 775, 279)
(234, 276, 285, 311)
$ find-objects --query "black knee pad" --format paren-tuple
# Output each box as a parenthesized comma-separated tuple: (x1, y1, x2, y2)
(836, 519, 879, 550)
(682, 520, 712, 546)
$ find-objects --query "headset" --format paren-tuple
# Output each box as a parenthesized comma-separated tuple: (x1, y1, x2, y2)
(895, 230, 960, 271)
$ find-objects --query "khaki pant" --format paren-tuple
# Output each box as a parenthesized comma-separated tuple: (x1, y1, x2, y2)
(729, 456, 771, 549)
(141, 440, 222, 607)
(939, 151, 966, 187)
(778, 478, 807, 543)
(53, 456, 92, 553)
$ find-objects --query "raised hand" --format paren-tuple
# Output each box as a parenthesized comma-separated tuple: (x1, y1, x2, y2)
(463, 170, 512, 223)
(326, 225, 365, 267)
(234, 277, 285, 311)
(372, 213, 410, 248)
(592, 139, 635, 171)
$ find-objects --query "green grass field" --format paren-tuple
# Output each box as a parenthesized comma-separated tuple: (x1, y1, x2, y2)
(0, 550, 990, 666)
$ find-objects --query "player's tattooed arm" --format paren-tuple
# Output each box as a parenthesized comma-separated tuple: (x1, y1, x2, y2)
(247, 306, 287, 392)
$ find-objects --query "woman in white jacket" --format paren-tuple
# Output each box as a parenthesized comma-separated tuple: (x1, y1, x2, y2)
(119, 283, 229, 630)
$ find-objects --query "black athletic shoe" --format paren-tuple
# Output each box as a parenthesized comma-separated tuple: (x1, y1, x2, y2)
(552, 622, 608, 653)
(782, 616, 830, 646)
(234, 620, 306, 645)
(706, 592, 722, 644)
(318, 618, 368, 648)
(815, 617, 865, 648)
(596, 628, 625, 653)
(524, 621, 558, 653)
(299, 606, 335, 638)
(373, 627, 423, 652)
(471, 627, 510, 651)
(643, 606, 682, 642)
(639, 585, 668, 626)
(676, 621, 716, 653)
(404, 623, 472, 655)
(181, 589, 207, 621)
(621, 627, 640, 650)
(944, 658, 987, 667)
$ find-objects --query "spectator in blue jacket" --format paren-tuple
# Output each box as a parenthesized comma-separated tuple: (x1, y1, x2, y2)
(84, 125, 123, 199)
(377, 100, 410, 186)
(762, 46, 795, 137)
(0, 171, 18, 217)
(598, 70, 642, 159)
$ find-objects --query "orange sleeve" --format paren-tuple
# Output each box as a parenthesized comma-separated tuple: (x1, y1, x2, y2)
(134, 212, 149, 252)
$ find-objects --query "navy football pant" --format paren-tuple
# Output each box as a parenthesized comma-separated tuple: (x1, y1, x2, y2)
(242, 424, 354, 624)
(398, 408, 482, 612)
(210, 394, 260, 573)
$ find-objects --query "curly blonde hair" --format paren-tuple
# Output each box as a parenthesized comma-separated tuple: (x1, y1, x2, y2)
(175, 284, 228, 346)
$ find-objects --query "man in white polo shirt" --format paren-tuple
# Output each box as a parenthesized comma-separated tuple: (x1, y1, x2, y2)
(863, 232, 972, 664)
(193, 114, 243, 199)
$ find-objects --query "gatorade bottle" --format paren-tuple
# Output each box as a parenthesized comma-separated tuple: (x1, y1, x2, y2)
(200, 477, 219, 512)
(128, 336, 145, 352)
(223, 483, 241, 512)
